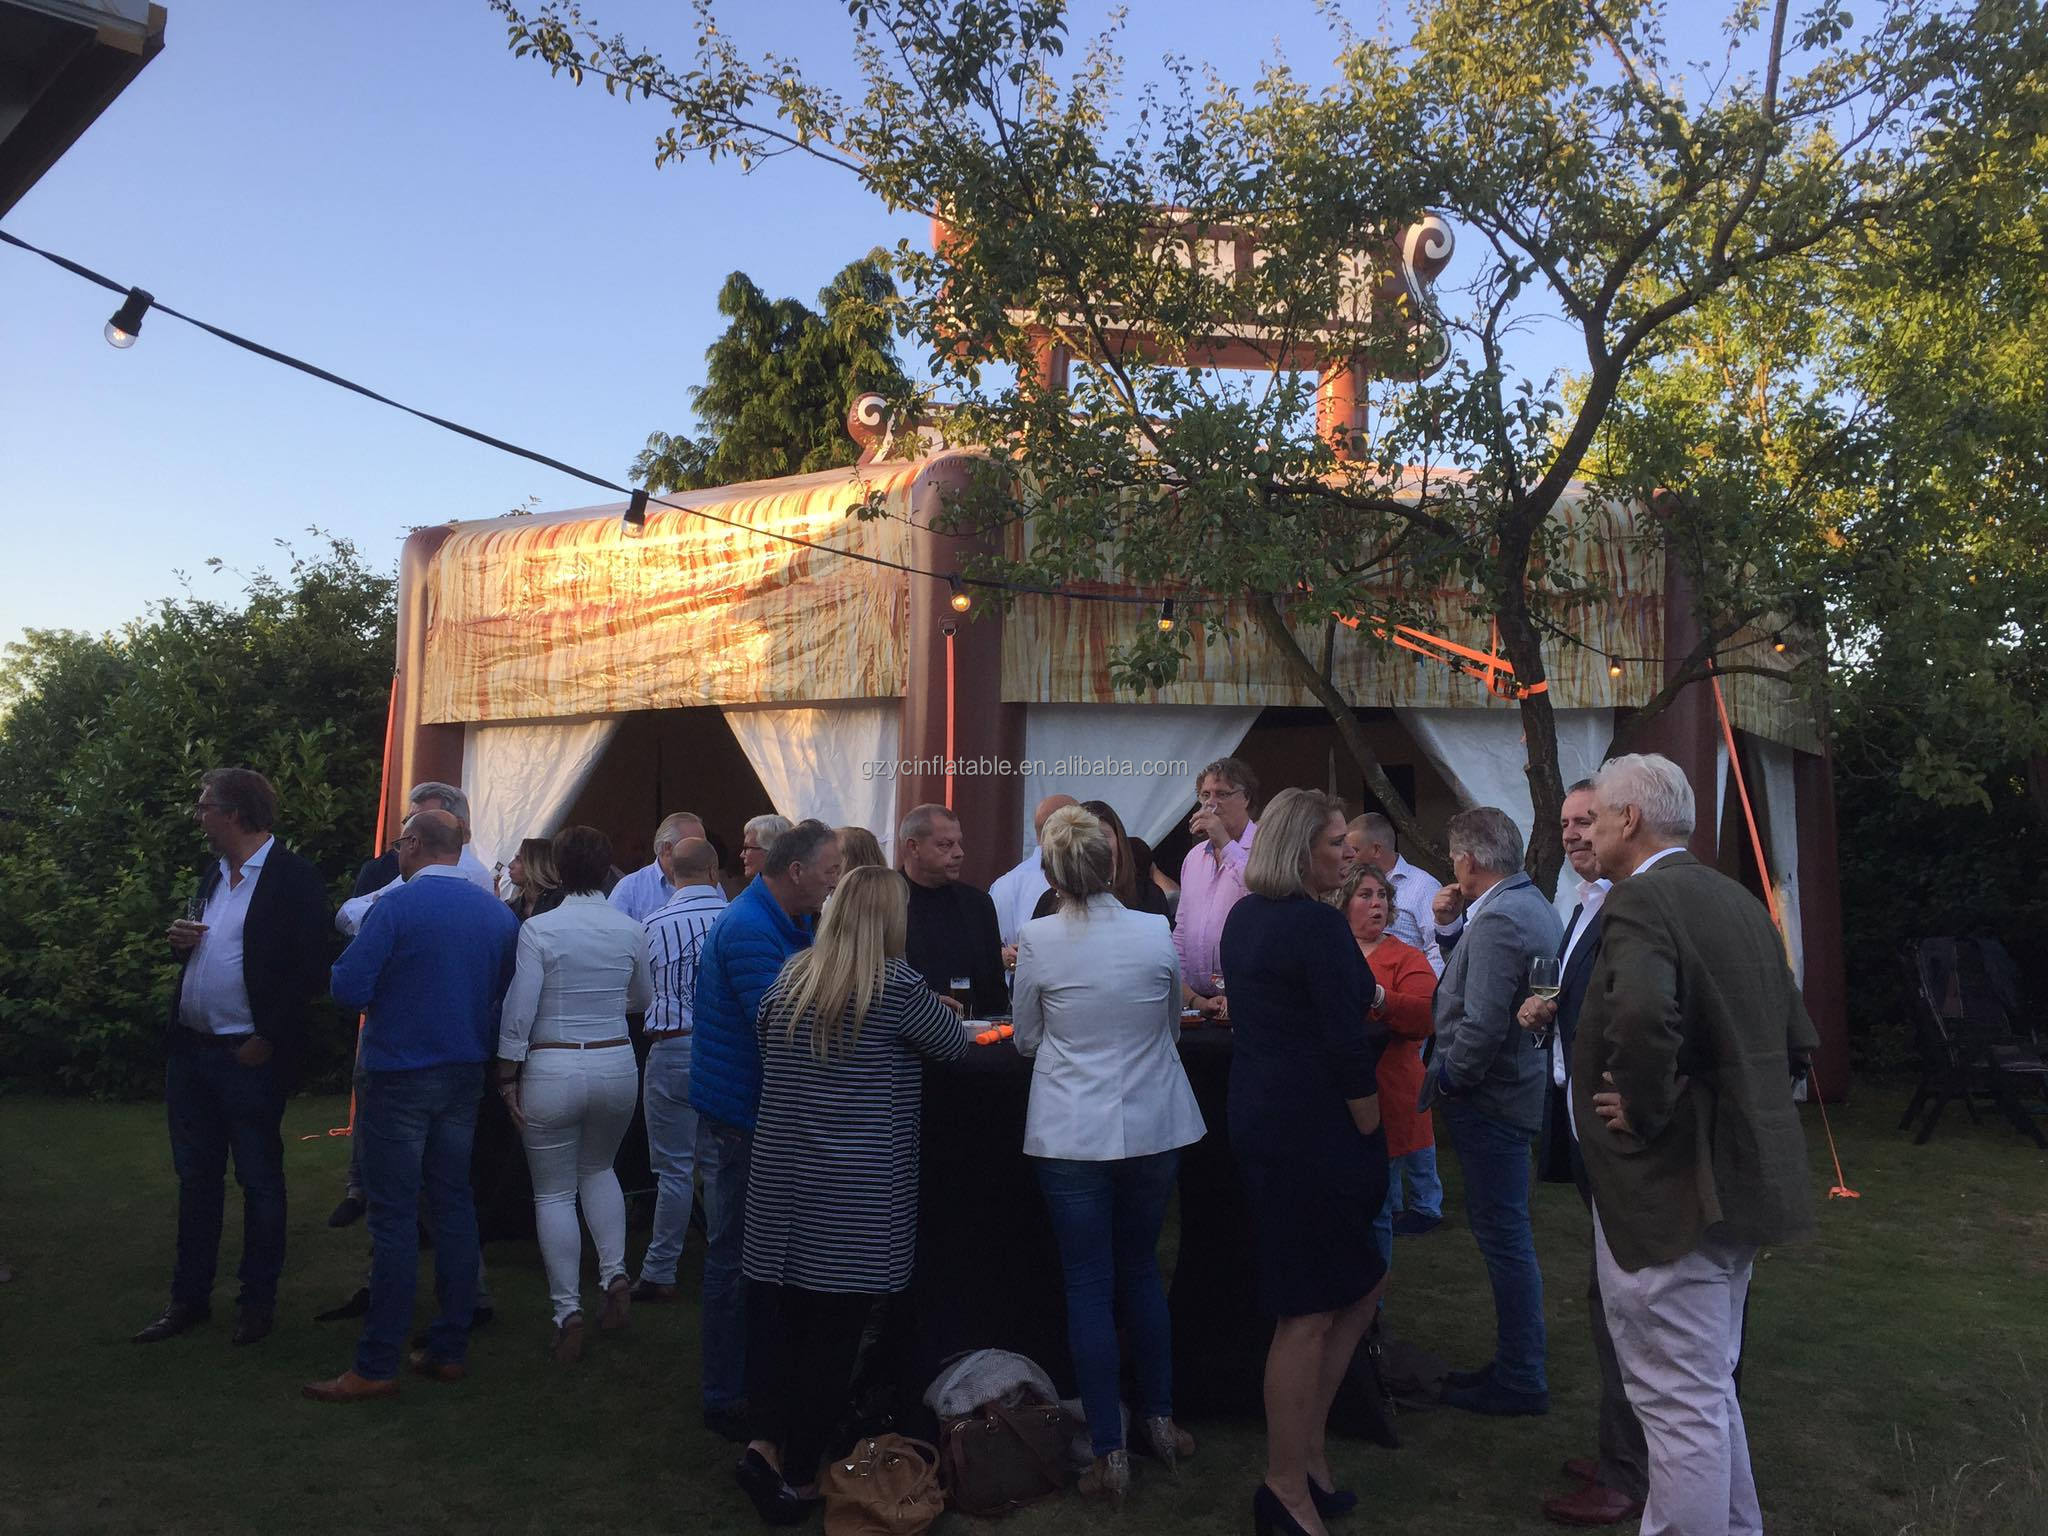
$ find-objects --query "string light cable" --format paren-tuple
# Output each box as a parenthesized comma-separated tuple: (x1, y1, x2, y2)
(0, 227, 1464, 617)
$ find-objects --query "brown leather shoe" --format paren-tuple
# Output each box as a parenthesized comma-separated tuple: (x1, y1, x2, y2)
(599, 1276, 631, 1332)
(408, 1349, 466, 1383)
(301, 1369, 399, 1404)
(552, 1315, 584, 1364)
(1561, 1457, 1600, 1484)
(1543, 1482, 1645, 1527)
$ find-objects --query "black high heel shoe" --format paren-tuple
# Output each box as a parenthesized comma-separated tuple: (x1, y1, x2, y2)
(1309, 1477, 1358, 1519)
(1253, 1483, 1317, 1536)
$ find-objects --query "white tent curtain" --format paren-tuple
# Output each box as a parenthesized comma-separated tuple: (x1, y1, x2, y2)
(461, 715, 623, 874)
(1019, 705, 1263, 847)
(1752, 737, 1805, 984)
(724, 702, 903, 858)
(1395, 706, 1616, 924)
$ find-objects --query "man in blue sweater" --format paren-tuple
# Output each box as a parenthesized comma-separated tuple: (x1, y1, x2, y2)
(689, 818, 841, 1439)
(305, 809, 518, 1402)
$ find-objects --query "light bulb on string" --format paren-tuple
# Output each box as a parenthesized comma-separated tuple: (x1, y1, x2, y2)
(1772, 632, 1788, 655)
(1608, 655, 1624, 678)
(1157, 598, 1176, 634)
(621, 489, 648, 539)
(105, 287, 152, 349)
(948, 574, 972, 613)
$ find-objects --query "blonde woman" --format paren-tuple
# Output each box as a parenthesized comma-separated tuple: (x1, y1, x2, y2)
(835, 825, 886, 871)
(1014, 805, 1206, 1506)
(1221, 788, 1388, 1536)
(503, 836, 561, 921)
(734, 866, 969, 1524)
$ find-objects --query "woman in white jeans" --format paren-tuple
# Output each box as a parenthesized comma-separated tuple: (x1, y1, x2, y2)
(496, 825, 654, 1363)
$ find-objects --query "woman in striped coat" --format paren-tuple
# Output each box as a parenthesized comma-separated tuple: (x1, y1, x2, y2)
(735, 864, 969, 1524)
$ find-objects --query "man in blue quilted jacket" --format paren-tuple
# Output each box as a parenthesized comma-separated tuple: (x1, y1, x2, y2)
(689, 818, 842, 1440)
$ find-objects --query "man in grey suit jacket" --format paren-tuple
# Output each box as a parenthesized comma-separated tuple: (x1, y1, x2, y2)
(1423, 806, 1563, 1416)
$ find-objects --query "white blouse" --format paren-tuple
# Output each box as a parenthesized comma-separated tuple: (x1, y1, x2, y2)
(498, 893, 654, 1060)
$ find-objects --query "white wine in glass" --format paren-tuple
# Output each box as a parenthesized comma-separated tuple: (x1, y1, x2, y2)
(1528, 956, 1562, 1047)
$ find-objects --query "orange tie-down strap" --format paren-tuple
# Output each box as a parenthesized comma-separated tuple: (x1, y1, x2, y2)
(1708, 664, 1857, 1202)
(1333, 612, 1549, 699)
(971, 1023, 1015, 1046)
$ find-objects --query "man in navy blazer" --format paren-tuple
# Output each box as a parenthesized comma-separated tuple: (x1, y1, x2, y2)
(1421, 806, 1562, 1418)
(136, 768, 330, 1348)
(1519, 782, 1648, 1525)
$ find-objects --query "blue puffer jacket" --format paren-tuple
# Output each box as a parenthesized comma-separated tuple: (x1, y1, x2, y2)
(688, 877, 810, 1130)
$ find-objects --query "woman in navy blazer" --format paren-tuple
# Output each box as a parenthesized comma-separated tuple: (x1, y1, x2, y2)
(1013, 806, 1206, 1507)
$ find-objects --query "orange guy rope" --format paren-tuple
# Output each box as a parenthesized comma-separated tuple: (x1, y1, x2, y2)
(306, 675, 400, 1144)
(1708, 666, 1857, 1200)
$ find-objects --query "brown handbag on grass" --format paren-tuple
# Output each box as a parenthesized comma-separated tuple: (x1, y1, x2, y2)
(821, 1435, 945, 1536)
(936, 1396, 1074, 1517)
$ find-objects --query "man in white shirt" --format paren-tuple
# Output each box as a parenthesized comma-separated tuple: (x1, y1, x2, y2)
(136, 768, 330, 1349)
(633, 838, 729, 1301)
(989, 794, 1078, 952)
(1346, 812, 1447, 976)
(333, 782, 496, 937)
(1518, 781, 1647, 1526)
(608, 810, 707, 924)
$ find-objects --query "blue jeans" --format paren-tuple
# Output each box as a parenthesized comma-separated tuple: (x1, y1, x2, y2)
(696, 1115, 752, 1411)
(1443, 1101, 1546, 1396)
(165, 1040, 288, 1312)
(1391, 1144, 1443, 1219)
(1034, 1150, 1181, 1456)
(356, 1062, 484, 1381)
(639, 1037, 699, 1287)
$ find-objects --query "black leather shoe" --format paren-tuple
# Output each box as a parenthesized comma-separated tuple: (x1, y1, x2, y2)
(1391, 1210, 1443, 1236)
(703, 1403, 750, 1443)
(735, 1448, 816, 1526)
(1445, 1360, 1496, 1391)
(326, 1194, 366, 1228)
(133, 1301, 209, 1343)
(232, 1309, 274, 1347)
(314, 1287, 371, 1323)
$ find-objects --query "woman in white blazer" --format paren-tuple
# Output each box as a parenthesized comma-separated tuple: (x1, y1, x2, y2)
(1012, 806, 1207, 1507)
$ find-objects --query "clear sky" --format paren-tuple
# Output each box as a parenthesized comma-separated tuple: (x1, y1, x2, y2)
(0, 0, 1735, 652)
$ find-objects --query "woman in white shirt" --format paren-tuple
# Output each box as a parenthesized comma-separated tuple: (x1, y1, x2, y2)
(496, 826, 654, 1363)
(1012, 806, 1207, 1507)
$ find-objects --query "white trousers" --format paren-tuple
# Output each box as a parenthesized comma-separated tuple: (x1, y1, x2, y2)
(519, 1050, 639, 1326)
(1593, 1207, 1763, 1536)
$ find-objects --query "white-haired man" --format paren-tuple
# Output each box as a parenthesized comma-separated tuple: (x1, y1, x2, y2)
(1576, 752, 1817, 1536)
(988, 794, 1078, 952)
(609, 811, 708, 924)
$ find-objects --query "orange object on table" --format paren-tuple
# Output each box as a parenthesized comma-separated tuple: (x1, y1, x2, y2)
(972, 1023, 1014, 1046)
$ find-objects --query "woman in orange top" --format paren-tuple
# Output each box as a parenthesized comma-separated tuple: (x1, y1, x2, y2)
(1333, 862, 1439, 1264)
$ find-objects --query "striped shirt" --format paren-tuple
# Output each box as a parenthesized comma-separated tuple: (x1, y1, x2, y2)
(743, 958, 968, 1293)
(642, 883, 729, 1037)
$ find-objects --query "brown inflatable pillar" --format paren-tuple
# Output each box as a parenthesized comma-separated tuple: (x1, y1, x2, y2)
(386, 525, 466, 845)
(1629, 537, 1720, 866)
(899, 456, 1026, 888)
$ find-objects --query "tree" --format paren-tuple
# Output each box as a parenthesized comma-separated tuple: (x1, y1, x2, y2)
(632, 253, 911, 492)
(496, 0, 2041, 891)
(0, 538, 395, 1096)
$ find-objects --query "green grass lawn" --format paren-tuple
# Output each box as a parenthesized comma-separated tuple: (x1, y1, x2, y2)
(1, 1085, 2042, 1535)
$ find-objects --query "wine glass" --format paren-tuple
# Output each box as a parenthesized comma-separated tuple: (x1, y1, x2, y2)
(1528, 956, 1562, 1047)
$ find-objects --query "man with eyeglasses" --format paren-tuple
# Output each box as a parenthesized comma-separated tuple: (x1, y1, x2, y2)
(1171, 757, 1260, 1020)
(134, 768, 330, 1349)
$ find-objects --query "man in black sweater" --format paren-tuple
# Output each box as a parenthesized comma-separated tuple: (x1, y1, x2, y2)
(898, 803, 1007, 1019)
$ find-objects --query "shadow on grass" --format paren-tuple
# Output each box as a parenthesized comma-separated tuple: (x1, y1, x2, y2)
(0, 1080, 2042, 1534)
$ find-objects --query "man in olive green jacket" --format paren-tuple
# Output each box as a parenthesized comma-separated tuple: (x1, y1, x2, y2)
(1574, 753, 1817, 1536)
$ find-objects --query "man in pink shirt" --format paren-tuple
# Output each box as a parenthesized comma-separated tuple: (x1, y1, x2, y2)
(1173, 757, 1259, 1018)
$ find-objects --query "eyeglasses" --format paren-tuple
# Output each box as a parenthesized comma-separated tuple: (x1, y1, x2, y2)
(1202, 785, 1246, 801)
(395, 834, 420, 848)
